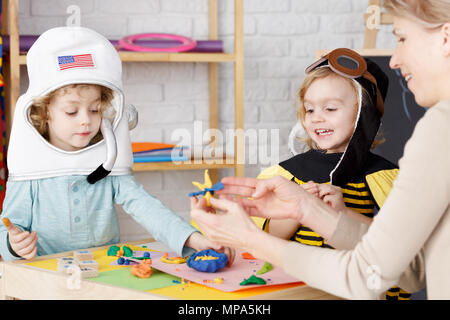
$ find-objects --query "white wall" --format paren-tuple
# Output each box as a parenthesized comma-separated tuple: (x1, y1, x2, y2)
(17, 0, 397, 242)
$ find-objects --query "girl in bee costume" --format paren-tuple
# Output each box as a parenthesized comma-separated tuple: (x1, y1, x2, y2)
(259, 48, 410, 300)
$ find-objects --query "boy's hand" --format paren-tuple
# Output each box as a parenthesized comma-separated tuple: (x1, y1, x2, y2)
(2, 218, 38, 260)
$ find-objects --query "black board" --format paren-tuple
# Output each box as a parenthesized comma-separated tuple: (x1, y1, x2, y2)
(366, 55, 426, 165)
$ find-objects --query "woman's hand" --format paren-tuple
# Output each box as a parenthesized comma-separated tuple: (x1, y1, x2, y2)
(217, 175, 307, 222)
(186, 201, 236, 266)
(190, 196, 261, 251)
(216, 176, 342, 240)
(190, 196, 290, 265)
(317, 184, 347, 212)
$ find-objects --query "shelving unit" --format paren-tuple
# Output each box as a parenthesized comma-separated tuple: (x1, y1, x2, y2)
(363, 0, 393, 49)
(2, 0, 245, 178)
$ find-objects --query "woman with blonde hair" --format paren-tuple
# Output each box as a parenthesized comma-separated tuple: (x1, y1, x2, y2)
(190, 0, 450, 299)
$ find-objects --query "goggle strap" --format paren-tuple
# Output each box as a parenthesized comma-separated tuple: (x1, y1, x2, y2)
(305, 56, 328, 74)
(362, 72, 385, 115)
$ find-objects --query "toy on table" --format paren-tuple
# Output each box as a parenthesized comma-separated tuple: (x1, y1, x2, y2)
(57, 249, 99, 278)
(186, 249, 228, 273)
(57, 257, 78, 272)
(256, 262, 274, 275)
(74, 249, 94, 261)
(108, 245, 152, 265)
(77, 259, 99, 270)
(106, 245, 153, 278)
(240, 275, 267, 286)
(241, 252, 256, 260)
(160, 252, 189, 264)
(107, 245, 133, 257)
(130, 259, 153, 278)
(124, 251, 152, 262)
(203, 277, 224, 284)
(188, 169, 224, 207)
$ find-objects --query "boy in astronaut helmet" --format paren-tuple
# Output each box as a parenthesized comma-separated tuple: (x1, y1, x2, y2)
(0, 27, 234, 264)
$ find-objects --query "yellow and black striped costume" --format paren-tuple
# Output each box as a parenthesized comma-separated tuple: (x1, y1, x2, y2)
(258, 149, 411, 300)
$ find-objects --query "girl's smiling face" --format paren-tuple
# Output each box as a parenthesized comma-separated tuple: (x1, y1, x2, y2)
(303, 74, 358, 153)
(47, 85, 102, 151)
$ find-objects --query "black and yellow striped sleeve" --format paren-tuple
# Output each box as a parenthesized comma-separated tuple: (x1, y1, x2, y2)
(341, 182, 375, 217)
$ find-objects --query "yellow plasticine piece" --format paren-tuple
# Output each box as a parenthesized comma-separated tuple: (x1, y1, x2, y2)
(160, 255, 189, 264)
(204, 169, 212, 189)
(194, 255, 219, 261)
(203, 170, 213, 206)
(204, 192, 212, 207)
(192, 181, 206, 191)
(213, 277, 224, 284)
(191, 169, 214, 207)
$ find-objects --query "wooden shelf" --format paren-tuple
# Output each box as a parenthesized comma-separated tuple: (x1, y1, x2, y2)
(132, 160, 236, 172)
(18, 53, 26, 65)
(17, 52, 236, 65)
(119, 52, 236, 63)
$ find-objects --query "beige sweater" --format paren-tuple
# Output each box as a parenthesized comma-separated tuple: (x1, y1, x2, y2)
(282, 100, 450, 299)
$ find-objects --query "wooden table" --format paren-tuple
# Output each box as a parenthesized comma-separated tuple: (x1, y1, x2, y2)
(0, 239, 341, 300)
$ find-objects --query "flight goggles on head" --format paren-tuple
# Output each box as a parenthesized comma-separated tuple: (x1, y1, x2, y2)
(305, 48, 384, 115)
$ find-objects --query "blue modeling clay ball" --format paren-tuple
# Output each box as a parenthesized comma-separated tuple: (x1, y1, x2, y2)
(187, 249, 228, 273)
(143, 252, 151, 258)
(117, 257, 125, 265)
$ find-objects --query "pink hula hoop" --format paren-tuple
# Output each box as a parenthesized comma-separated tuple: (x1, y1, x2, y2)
(118, 33, 197, 53)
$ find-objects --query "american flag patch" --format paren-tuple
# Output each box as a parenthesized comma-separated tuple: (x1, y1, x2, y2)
(58, 54, 95, 71)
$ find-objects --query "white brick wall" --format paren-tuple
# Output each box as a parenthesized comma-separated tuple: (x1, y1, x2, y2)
(17, 0, 397, 242)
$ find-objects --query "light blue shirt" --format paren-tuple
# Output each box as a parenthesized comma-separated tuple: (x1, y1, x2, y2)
(0, 175, 198, 261)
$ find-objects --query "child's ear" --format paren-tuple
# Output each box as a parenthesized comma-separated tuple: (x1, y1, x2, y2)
(441, 23, 450, 57)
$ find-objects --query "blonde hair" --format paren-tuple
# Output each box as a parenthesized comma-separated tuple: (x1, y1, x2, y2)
(296, 67, 383, 150)
(29, 84, 114, 144)
(383, 0, 450, 29)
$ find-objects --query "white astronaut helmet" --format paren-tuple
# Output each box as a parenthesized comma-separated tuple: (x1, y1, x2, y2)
(7, 26, 137, 183)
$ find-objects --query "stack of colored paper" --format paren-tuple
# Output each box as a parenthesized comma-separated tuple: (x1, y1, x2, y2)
(132, 142, 189, 163)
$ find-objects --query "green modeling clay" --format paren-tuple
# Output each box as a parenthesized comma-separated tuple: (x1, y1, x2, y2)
(240, 275, 266, 286)
(256, 262, 273, 275)
(107, 245, 120, 256)
(122, 245, 133, 257)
